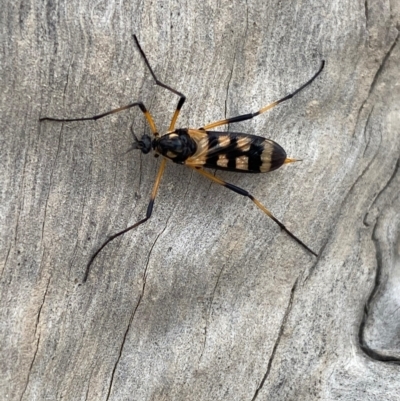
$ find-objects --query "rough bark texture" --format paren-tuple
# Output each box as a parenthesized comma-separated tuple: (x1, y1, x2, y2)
(1, 1, 399, 400)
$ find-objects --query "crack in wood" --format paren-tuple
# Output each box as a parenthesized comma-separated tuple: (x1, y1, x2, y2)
(358, 157, 400, 364)
(105, 213, 174, 400)
(0, 243, 11, 279)
(367, 32, 399, 99)
(352, 31, 399, 138)
(41, 125, 64, 243)
(19, 275, 51, 401)
(251, 277, 299, 401)
(361, 105, 375, 158)
(198, 263, 225, 364)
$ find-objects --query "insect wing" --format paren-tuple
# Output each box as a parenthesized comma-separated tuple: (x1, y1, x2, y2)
(184, 129, 287, 173)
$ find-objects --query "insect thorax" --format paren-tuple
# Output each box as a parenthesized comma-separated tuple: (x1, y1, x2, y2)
(153, 129, 197, 163)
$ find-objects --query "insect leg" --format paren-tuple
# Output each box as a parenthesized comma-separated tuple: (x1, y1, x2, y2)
(40, 101, 159, 135)
(191, 167, 318, 257)
(133, 35, 186, 131)
(83, 158, 167, 282)
(201, 60, 325, 130)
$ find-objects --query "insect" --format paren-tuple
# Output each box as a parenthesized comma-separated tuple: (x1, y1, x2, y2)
(40, 35, 324, 281)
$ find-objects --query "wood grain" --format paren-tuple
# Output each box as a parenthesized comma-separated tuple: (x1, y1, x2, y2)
(1, 1, 399, 400)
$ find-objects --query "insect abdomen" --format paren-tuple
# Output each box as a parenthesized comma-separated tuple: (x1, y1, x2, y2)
(203, 132, 287, 173)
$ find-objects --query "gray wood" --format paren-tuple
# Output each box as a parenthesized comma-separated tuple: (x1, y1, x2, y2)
(1, 1, 399, 400)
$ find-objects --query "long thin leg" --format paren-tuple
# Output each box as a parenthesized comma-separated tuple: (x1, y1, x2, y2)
(40, 101, 159, 136)
(192, 167, 318, 257)
(201, 60, 325, 130)
(83, 158, 167, 282)
(133, 35, 186, 131)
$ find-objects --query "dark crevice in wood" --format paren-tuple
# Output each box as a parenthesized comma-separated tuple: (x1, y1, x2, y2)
(305, 130, 381, 283)
(41, 125, 64, 244)
(63, 57, 73, 98)
(105, 215, 172, 400)
(14, 149, 28, 247)
(35, 275, 51, 336)
(223, 1, 248, 125)
(19, 333, 41, 401)
(117, 137, 145, 259)
(251, 277, 299, 401)
(303, 240, 326, 283)
(20, 275, 51, 401)
(198, 262, 225, 364)
(224, 41, 237, 123)
(361, 105, 374, 158)
(181, 165, 193, 206)
(358, 157, 400, 365)
(0, 243, 11, 279)
(362, 141, 398, 230)
(343, 130, 380, 211)
(367, 32, 398, 100)
(68, 160, 92, 278)
(352, 31, 399, 138)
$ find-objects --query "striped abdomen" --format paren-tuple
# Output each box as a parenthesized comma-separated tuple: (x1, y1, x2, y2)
(183, 129, 290, 173)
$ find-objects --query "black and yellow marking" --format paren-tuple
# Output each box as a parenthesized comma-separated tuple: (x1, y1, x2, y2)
(40, 34, 324, 281)
(181, 130, 292, 173)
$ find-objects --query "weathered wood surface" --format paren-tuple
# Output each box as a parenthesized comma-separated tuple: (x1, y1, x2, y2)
(1, 1, 399, 400)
